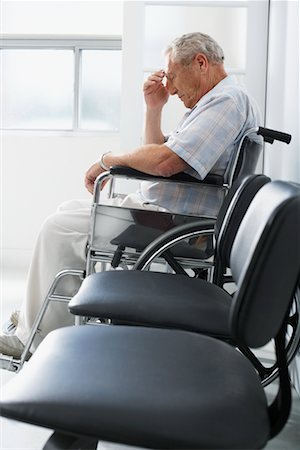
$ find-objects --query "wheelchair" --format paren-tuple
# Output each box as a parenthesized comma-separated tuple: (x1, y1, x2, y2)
(1, 179, 300, 450)
(0, 126, 293, 373)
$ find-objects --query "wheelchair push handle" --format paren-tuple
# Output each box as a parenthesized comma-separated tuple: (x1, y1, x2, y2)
(257, 127, 292, 144)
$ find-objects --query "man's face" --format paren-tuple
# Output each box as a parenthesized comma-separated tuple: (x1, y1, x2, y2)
(165, 55, 205, 109)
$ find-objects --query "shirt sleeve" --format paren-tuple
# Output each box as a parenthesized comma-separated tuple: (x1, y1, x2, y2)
(165, 94, 245, 180)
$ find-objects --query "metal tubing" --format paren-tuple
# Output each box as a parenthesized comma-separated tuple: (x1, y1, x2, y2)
(135, 229, 215, 271)
(93, 171, 111, 204)
(17, 269, 85, 369)
(0, 355, 20, 372)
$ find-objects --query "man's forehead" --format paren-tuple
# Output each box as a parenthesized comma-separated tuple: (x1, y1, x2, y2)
(165, 57, 179, 75)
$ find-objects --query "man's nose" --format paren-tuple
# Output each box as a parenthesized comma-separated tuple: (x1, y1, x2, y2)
(166, 79, 177, 95)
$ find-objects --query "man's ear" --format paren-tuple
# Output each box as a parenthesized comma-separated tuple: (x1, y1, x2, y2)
(195, 53, 208, 72)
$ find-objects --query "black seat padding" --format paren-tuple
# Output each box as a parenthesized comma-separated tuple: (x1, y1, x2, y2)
(70, 270, 232, 337)
(0, 325, 270, 450)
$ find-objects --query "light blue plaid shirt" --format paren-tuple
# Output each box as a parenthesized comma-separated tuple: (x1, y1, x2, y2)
(140, 75, 261, 217)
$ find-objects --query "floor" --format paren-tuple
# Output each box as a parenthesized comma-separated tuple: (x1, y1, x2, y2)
(1, 267, 300, 450)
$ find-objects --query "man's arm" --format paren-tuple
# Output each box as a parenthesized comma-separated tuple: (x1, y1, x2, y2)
(144, 109, 165, 145)
(84, 144, 188, 194)
(105, 144, 187, 176)
(85, 70, 187, 194)
(143, 70, 169, 145)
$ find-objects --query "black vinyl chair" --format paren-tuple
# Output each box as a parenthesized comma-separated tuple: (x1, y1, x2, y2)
(1, 180, 300, 450)
(69, 175, 300, 386)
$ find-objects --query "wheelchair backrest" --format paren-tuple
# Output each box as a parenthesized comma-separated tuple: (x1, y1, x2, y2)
(229, 181, 300, 348)
(223, 129, 263, 187)
(214, 174, 271, 268)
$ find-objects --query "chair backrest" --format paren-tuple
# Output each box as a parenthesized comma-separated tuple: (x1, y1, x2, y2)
(223, 128, 263, 187)
(214, 174, 271, 269)
(229, 181, 300, 348)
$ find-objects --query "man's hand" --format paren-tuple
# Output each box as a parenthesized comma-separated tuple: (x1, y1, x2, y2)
(84, 161, 104, 194)
(143, 70, 169, 110)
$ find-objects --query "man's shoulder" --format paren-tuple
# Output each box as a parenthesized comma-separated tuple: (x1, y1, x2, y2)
(209, 77, 261, 125)
(213, 77, 250, 101)
(195, 84, 249, 114)
(206, 79, 258, 116)
(196, 77, 248, 108)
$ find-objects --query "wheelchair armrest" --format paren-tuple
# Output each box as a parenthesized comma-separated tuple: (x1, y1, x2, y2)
(93, 167, 224, 204)
(133, 219, 216, 270)
(109, 166, 224, 186)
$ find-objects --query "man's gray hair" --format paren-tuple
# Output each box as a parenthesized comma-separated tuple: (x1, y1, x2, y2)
(165, 32, 224, 65)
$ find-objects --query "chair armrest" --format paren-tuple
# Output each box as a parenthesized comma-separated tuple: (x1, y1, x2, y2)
(134, 219, 216, 270)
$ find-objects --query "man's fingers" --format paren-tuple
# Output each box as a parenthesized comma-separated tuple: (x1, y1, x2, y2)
(143, 71, 165, 90)
(143, 79, 156, 90)
(84, 175, 95, 194)
(148, 73, 164, 83)
(148, 69, 165, 78)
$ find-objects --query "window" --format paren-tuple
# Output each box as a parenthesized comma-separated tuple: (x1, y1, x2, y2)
(0, 38, 122, 131)
(80, 50, 122, 131)
(0, 1, 123, 132)
(1, 49, 74, 129)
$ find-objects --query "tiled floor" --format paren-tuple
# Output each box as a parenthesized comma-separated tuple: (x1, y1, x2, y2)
(1, 267, 300, 450)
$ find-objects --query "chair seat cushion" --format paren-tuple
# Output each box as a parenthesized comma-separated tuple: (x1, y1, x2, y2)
(1, 325, 270, 449)
(69, 271, 233, 338)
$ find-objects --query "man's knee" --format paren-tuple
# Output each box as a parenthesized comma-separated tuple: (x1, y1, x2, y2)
(40, 203, 91, 237)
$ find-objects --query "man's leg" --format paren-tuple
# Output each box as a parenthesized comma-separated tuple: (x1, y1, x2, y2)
(0, 192, 162, 358)
(1, 199, 91, 356)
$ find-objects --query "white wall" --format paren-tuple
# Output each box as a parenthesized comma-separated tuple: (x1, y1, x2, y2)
(1, 133, 120, 266)
(264, 0, 299, 182)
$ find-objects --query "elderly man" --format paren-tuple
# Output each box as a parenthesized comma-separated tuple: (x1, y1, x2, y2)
(1, 32, 261, 358)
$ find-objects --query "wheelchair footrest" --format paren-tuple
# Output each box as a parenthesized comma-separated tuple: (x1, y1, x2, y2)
(0, 355, 21, 372)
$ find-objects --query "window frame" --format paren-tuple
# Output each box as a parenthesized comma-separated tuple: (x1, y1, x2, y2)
(0, 35, 122, 133)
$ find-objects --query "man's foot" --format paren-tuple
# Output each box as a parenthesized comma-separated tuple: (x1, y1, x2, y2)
(10, 310, 20, 327)
(0, 334, 27, 359)
(2, 310, 20, 335)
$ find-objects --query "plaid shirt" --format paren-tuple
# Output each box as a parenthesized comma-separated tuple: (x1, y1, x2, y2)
(140, 75, 261, 217)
